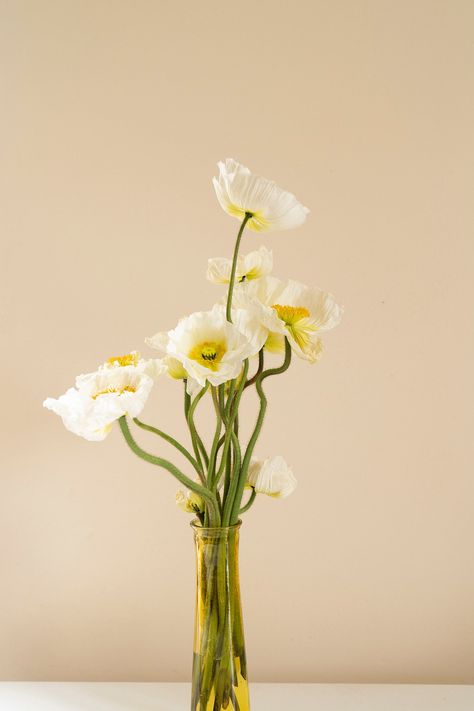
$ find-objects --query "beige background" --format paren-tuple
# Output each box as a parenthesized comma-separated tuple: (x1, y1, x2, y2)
(1, 0, 473, 684)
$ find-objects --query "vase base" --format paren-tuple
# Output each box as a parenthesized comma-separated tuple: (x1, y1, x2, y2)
(191, 652, 250, 711)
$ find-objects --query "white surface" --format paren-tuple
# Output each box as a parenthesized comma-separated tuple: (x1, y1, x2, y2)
(0, 683, 473, 711)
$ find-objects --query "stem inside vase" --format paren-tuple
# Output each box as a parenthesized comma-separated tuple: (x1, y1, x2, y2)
(191, 519, 250, 711)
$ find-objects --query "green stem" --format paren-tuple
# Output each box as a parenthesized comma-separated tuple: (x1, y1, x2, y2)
(118, 416, 220, 525)
(133, 418, 203, 481)
(239, 487, 257, 514)
(222, 431, 242, 526)
(229, 339, 292, 524)
(187, 383, 210, 473)
(208, 388, 223, 490)
(244, 348, 264, 389)
(226, 212, 252, 322)
(184, 383, 191, 419)
(214, 360, 249, 495)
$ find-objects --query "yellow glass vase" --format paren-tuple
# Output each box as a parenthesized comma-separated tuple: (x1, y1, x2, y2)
(191, 520, 250, 711)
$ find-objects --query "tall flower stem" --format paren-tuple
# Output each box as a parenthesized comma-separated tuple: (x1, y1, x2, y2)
(187, 384, 210, 478)
(228, 338, 292, 524)
(208, 387, 223, 490)
(118, 416, 220, 526)
(215, 360, 249, 499)
(226, 212, 252, 322)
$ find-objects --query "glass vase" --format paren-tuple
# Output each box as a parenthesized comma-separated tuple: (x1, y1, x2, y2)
(191, 519, 250, 711)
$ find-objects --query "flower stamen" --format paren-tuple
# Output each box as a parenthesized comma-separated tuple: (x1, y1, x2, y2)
(107, 352, 140, 368)
(188, 341, 226, 371)
(92, 385, 137, 399)
(272, 304, 310, 325)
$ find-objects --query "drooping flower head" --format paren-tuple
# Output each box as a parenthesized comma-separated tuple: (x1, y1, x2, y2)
(43, 352, 165, 441)
(213, 159, 309, 232)
(233, 276, 343, 363)
(147, 306, 266, 389)
(207, 246, 273, 285)
(247, 455, 297, 498)
(176, 489, 205, 514)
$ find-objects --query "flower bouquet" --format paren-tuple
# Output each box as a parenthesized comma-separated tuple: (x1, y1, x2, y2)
(44, 159, 342, 711)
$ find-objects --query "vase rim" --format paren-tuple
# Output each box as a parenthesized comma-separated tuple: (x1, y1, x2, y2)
(190, 518, 242, 533)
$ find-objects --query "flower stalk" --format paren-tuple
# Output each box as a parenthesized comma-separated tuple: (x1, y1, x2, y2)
(226, 212, 252, 322)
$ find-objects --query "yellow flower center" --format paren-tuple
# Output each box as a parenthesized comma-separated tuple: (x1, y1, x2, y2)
(188, 341, 227, 371)
(272, 304, 310, 325)
(272, 304, 315, 351)
(92, 385, 137, 399)
(106, 352, 140, 367)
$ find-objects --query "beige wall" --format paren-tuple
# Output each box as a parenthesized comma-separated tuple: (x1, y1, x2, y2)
(1, 0, 473, 683)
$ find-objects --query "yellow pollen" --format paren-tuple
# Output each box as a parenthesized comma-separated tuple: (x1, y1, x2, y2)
(106, 352, 140, 367)
(92, 385, 137, 399)
(188, 341, 226, 371)
(272, 304, 310, 325)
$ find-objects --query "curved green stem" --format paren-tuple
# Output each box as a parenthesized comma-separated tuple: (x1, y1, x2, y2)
(244, 348, 264, 389)
(133, 418, 203, 479)
(118, 416, 220, 525)
(187, 383, 210, 473)
(239, 487, 257, 514)
(229, 339, 292, 524)
(226, 212, 252, 322)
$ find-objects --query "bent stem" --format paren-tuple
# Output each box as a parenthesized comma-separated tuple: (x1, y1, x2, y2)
(118, 415, 220, 526)
(228, 338, 292, 524)
(239, 488, 256, 514)
(133, 417, 202, 480)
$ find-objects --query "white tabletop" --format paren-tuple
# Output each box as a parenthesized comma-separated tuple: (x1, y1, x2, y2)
(0, 682, 473, 710)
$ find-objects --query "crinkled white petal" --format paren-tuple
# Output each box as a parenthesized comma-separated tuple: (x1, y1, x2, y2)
(247, 455, 297, 498)
(76, 354, 166, 388)
(145, 331, 169, 355)
(165, 307, 260, 387)
(211, 303, 268, 355)
(276, 279, 344, 332)
(234, 276, 342, 362)
(213, 158, 309, 232)
(232, 278, 284, 333)
(207, 246, 273, 285)
(146, 333, 201, 393)
(44, 368, 154, 441)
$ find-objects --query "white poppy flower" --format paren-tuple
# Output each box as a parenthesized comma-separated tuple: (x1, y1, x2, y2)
(76, 351, 166, 387)
(154, 306, 265, 388)
(176, 489, 204, 514)
(43, 364, 155, 441)
(247, 456, 297, 498)
(207, 246, 273, 285)
(233, 276, 343, 363)
(213, 158, 309, 232)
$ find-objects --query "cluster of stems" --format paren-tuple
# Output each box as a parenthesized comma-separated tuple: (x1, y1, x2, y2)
(118, 213, 291, 528)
